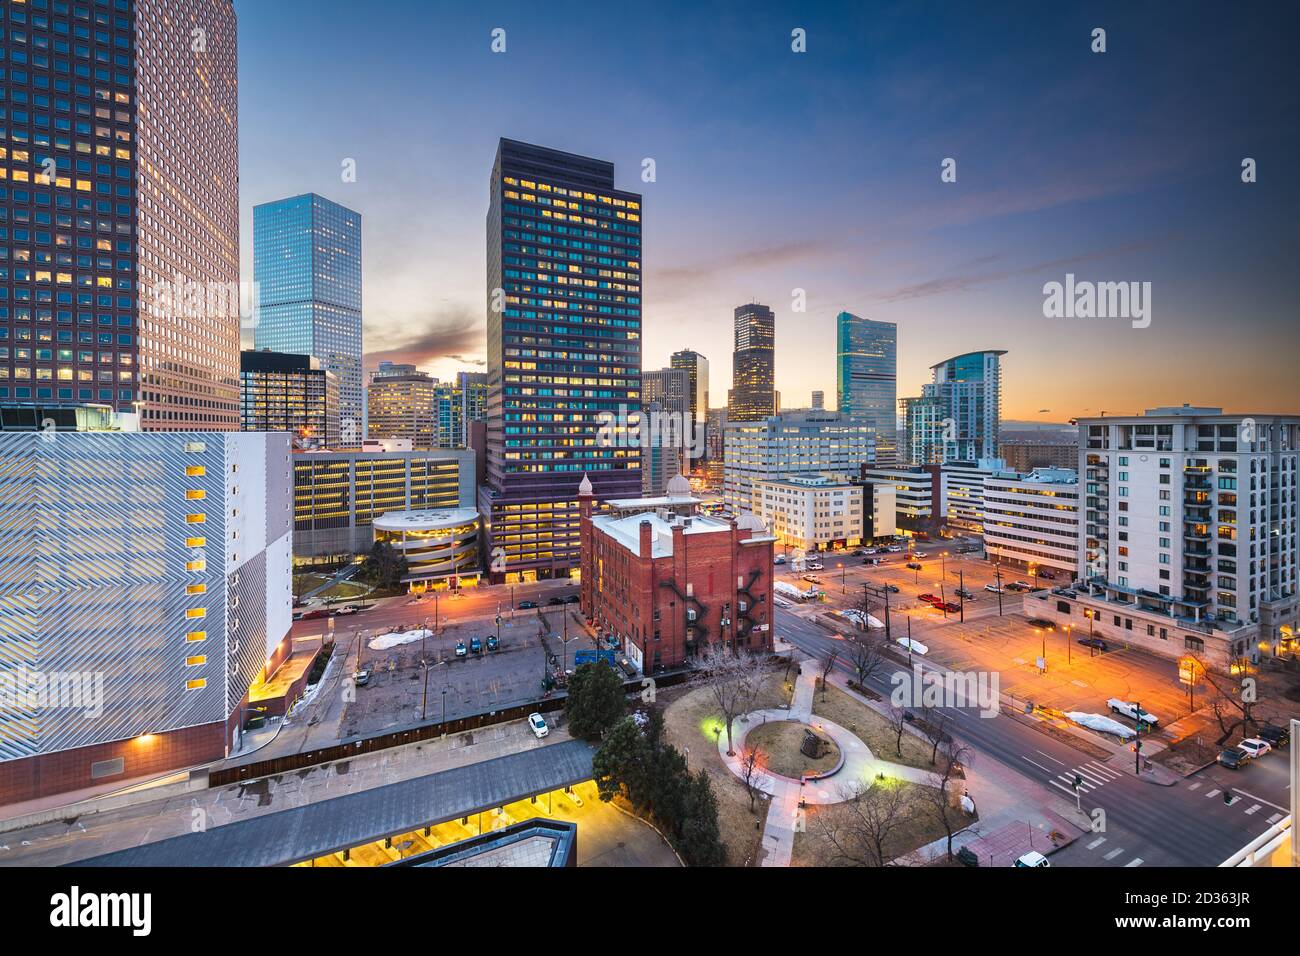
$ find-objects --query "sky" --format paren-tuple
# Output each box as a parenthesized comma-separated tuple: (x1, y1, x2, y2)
(234, 1, 1300, 422)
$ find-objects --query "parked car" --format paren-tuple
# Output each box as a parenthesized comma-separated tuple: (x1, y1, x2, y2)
(918, 593, 939, 604)
(984, 583, 1005, 594)
(1027, 618, 1056, 630)
(939, 601, 961, 614)
(1217, 747, 1248, 770)
(774, 597, 793, 609)
(486, 635, 499, 652)
(547, 596, 564, 605)
(885, 546, 903, 553)
(564, 594, 580, 603)
(955, 588, 976, 600)
(1107, 698, 1160, 727)
(1014, 851, 1051, 868)
(1077, 637, 1109, 652)
(862, 557, 882, 566)
(618, 658, 638, 678)
(527, 713, 549, 739)
(774, 555, 788, 565)
(455, 641, 467, 657)
(518, 600, 538, 609)
(469, 636, 482, 654)
(1013, 580, 1034, 590)
(1257, 724, 1290, 749)
(884, 584, 901, 594)
(334, 604, 359, 615)
(852, 549, 867, 556)
(1036, 569, 1057, 580)
(1236, 738, 1272, 760)
(906, 562, 923, 571)
(352, 669, 371, 687)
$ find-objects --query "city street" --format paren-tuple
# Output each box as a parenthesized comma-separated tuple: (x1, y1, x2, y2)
(775, 607, 1291, 867)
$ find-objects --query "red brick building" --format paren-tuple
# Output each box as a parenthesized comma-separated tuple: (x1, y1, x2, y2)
(579, 475, 776, 672)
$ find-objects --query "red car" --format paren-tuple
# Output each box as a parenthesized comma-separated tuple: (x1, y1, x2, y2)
(918, 593, 940, 605)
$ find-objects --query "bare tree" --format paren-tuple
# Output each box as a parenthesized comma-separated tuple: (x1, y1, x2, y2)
(739, 743, 764, 813)
(819, 649, 839, 702)
(887, 702, 909, 759)
(848, 634, 887, 690)
(918, 737, 973, 860)
(918, 706, 953, 766)
(699, 649, 769, 756)
(815, 778, 914, 866)
(1191, 656, 1257, 745)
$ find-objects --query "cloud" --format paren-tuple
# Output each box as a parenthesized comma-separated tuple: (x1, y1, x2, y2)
(365, 303, 484, 370)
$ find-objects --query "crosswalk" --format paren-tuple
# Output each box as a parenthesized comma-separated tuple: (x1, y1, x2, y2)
(1047, 760, 1124, 798)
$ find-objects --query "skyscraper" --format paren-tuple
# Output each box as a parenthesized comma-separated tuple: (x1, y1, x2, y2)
(899, 350, 1006, 463)
(481, 139, 642, 582)
(367, 362, 436, 449)
(671, 349, 709, 456)
(836, 311, 897, 462)
(729, 303, 775, 422)
(0, 0, 241, 430)
(253, 194, 363, 446)
(642, 365, 691, 492)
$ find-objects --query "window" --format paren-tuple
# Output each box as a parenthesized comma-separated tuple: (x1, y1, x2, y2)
(186, 584, 206, 595)
(185, 631, 206, 643)
(185, 607, 206, 619)
(185, 678, 207, 690)
(185, 513, 205, 524)
(185, 656, 207, 667)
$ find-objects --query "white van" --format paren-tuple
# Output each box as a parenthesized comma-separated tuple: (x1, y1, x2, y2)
(1014, 851, 1050, 868)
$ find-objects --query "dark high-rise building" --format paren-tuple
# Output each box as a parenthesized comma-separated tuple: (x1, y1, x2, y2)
(728, 303, 775, 422)
(240, 349, 339, 449)
(0, 0, 241, 429)
(481, 139, 642, 582)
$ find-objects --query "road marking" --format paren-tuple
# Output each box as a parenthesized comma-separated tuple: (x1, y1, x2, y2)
(1187, 782, 1202, 792)
(1071, 679, 1089, 688)
(1124, 858, 1145, 867)
(1035, 750, 1066, 765)
(1087, 836, 1107, 850)
(1243, 804, 1262, 815)
(1048, 780, 1078, 798)
(1103, 847, 1125, 860)
(1085, 761, 1124, 780)
(1060, 774, 1097, 791)
(1021, 755, 1053, 773)
(1227, 788, 1289, 813)
(1205, 788, 1221, 799)
(1075, 765, 1112, 785)
(1266, 813, 1284, 825)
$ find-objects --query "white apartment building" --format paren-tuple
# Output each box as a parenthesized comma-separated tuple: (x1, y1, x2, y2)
(860, 466, 934, 527)
(723, 411, 875, 516)
(754, 475, 864, 551)
(940, 458, 1016, 531)
(1028, 406, 1299, 673)
(982, 468, 1080, 576)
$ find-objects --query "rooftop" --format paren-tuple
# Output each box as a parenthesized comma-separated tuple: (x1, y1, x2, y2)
(592, 509, 733, 558)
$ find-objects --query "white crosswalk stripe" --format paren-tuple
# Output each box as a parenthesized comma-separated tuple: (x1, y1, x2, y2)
(1125, 858, 1145, 867)
(1059, 761, 1123, 793)
(1103, 847, 1125, 860)
(1244, 803, 1262, 815)
(1087, 836, 1107, 850)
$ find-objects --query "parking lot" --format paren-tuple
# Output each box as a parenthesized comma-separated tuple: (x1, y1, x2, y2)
(340, 602, 597, 738)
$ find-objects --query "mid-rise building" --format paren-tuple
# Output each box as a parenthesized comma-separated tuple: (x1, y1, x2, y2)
(754, 474, 864, 551)
(982, 468, 1081, 577)
(860, 465, 936, 530)
(481, 139, 642, 583)
(939, 458, 1016, 531)
(253, 194, 363, 446)
(292, 447, 475, 564)
(367, 362, 437, 450)
(836, 312, 897, 463)
(728, 303, 776, 422)
(671, 349, 709, 454)
(0, 0, 241, 430)
(1030, 406, 1300, 672)
(0, 430, 292, 804)
(723, 410, 876, 516)
(456, 371, 488, 446)
(240, 350, 339, 450)
(579, 475, 775, 671)
(1000, 441, 1080, 473)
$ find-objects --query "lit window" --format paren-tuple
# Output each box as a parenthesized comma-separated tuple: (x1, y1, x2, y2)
(185, 608, 206, 619)
(185, 490, 206, 500)
(186, 466, 206, 477)
(185, 679, 207, 691)
(185, 537, 206, 548)
(186, 560, 207, 572)
(185, 656, 207, 667)
(186, 584, 206, 595)
(186, 514, 206, 524)
(185, 631, 207, 643)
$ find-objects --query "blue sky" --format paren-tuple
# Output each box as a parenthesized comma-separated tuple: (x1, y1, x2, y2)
(235, 1, 1299, 419)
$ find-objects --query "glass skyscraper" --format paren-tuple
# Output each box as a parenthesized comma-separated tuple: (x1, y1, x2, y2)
(728, 303, 775, 422)
(0, 0, 240, 429)
(481, 139, 642, 582)
(252, 193, 362, 446)
(836, 311, 897, 462)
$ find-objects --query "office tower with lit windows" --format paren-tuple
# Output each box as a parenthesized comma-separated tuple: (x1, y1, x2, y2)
(642, 365, 691, 492)
(456, 370, 488, 445)
(836, 311, 896, 462)
(367, 361, 436, 450)
(900, 350, 1006, 464)
(728, 303, 775, 422)
(0, 0, 240, 429)
(481, 139, 642, 583)
(252, 193, 362, 446)
(671, 348, 709, 456)
(240, 349, 338, 450)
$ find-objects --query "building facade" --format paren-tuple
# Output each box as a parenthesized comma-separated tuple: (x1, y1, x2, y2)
(939, 458, 1016, 531)
(372, 508, 482, 590)
(367, 362, 436, 450)
(901, 350, 1006, 464)
(0, 0, 241, 430)
(670, 349, 709, 456)
(722, 410, 876, 516)
(252, 193, 362, 446)
(240, 349, 338, 450)
(642, 365, 692, 492)
(860, 465, 937, 530)
(982, 468, 1080, 576)
(481, 139, 642, 583)
(1033, 407, 1300, 672)
(728, 303, 775, 422)
(293, 447, 475, 564)
(754, 475, 864, 551)
(579, 475, 775, 672)
(836, 311, 896, 463)
(0, 430, 292, 804)
(1001, 441, 1080, 473)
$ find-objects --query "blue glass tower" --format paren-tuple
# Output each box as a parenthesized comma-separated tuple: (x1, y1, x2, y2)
(253, 194, 362, 445)
(836, 311, 897, 462)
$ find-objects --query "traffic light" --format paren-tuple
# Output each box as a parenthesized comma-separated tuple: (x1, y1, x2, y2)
(1223, 790, 1232, 805)
(1074, 775, 1084, 789)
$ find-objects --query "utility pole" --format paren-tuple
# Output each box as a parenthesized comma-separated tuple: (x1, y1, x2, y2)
(958, 569, 965, 624)
(1134, 701, 1142, 773)
(995, 563, 1004, 616)
(907, 617, 913, 667)
(884, 582, 891, 641)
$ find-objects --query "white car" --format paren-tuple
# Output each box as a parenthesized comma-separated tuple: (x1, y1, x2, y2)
(527, 713, 549, 739)
(1014, 851, 1051, 868)
(1236, 738, 1272, 759)
(1107, 698, 1160, 727)
(774, 597, 793, 609)
(984, 583, 1005, 593)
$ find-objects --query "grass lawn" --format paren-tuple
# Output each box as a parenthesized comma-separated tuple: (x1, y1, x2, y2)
(793, 781, 975, 866)
(811, 682, 938, 771)
(318, 581, 372, 600)
(660, 669, 795, 866)
(293, 573, 330, 597)
(746, 721, 841, 778)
